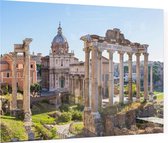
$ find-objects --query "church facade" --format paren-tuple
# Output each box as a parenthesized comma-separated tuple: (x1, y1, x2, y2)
(41, 24, 113, 103)
(41, 24, 83, 94)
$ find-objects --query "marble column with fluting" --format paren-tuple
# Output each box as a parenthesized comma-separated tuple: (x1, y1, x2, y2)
(143, 53, 149, 100)
(119, 51, 124, 104)
(150, 64, 153, 93)
(91, 45, 98, 113)
(84, 46, 90, 110)
(128, 52, 133, 102)
(11, 52, 17, 110)
(136, 53, 141, 101)
(108, 50, 115, 106)
(98, 50, 102, 109)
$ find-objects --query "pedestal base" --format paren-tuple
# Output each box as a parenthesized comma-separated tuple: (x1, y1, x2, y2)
(84, 111, 104, 137)
(24, 112, 32, 122)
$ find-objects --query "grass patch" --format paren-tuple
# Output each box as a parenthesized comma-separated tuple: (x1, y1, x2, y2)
(154, 92, 164, 102)
(32, 112, 55, 124)
(33, 123, 58, 140)
(0, 115, 28, 142)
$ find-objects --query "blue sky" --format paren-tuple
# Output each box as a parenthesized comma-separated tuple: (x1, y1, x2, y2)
(1, 1, 164, 62)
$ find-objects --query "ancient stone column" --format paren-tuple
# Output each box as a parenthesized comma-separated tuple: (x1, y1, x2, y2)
(108, 50, 115, 106)
(11, 52, 17, 111)
(150, 64, 153, 93)
(128, 52, 133, 102)
(118, 51, 124, 104)
(136, 53, 141, 101)
(143, 53, 149, 100)
(98, 50, 102, 109)
(71, 76, 74, 95)
(91, 45, 98, 113)
(23, 39, 32, 120)
(84, 46, 91, 110)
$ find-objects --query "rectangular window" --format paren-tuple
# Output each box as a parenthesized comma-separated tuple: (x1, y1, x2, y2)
(7, 73, 10, 78)
(31, 64, 33, 68)
(61, 59, 63, 66)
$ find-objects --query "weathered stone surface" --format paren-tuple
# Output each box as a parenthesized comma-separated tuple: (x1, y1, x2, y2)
(152, 127, 163, 133)
(84, 111, 104, 136)
(11, 138, 19, 142)
(104, 116, 114, 136)
(28, 132, 34, 141)
(114, 127, 123, 136)
(130, 125, 138, 131)
(125, 110, 136, 128)
(117, 113, 126, 128)
(137, 104, 156, 117)
(145, 127, 153, 134)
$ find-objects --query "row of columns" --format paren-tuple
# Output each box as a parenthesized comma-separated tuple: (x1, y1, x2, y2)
(70, 75, 84, 103)
(84, 44, 149, 113)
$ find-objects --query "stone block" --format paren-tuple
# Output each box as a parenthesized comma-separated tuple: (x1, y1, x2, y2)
(117, 113, 126, 128)
(125, 110, 136, 129)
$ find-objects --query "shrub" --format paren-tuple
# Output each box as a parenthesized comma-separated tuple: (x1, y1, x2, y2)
(34, 123, 53, 140)
(50, 127, 58, 138)
(75, 104, 84, 111)
(48, 111, 62, 118)
(71, 110, 82, 121)
(59, 104, 70, 112)
(69, 122, 84, 135)
(41, 99, 50, 104)
(58, 112, 72, 123)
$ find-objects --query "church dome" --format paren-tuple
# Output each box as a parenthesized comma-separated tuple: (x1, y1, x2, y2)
(51, 23, 69, 54)
(52, 23, 67, 44)
(52, 34, 67, 44)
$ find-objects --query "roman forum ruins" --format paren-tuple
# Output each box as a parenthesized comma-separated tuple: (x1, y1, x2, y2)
(10, 38, 32, 122)
(81, 28, 151, 135)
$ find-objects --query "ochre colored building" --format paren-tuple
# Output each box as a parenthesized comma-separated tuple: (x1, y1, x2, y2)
(0, 53, 37, 91)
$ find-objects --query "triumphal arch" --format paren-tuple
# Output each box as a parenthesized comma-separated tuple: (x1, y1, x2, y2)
(81, 28, 149, 136)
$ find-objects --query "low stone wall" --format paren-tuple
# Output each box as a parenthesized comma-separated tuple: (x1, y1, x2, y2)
(84, 103, 157, 137)
(137, 104, 156, 117)
(104, 109, 136, 135)
(84, 110, 104, 137)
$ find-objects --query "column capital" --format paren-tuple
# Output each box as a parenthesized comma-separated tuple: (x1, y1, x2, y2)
(135, 52, 141, 57)
(143, 52, 149, 56)
(127, 52, 133, 56)
(118, 51, 125, 55)
(107, 49, 115, 54)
